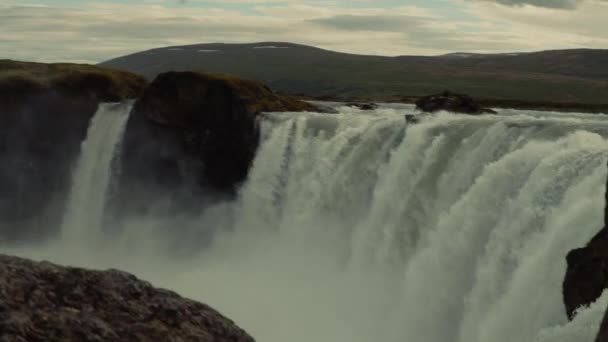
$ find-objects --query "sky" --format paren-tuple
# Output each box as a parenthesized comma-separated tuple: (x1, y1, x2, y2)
(0, 0, 607, 63)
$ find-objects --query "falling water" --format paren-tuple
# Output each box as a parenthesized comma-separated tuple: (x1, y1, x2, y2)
(7, 104, 608, 342)
(60, 102, 131, 241)
(219, 106, 608, 341)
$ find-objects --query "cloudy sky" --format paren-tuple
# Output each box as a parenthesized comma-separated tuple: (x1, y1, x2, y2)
(1, 0, 607, 63)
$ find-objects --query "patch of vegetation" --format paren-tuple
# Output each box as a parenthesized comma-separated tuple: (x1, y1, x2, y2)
(0, 60, 147, 103)
(185, 71, 318, 114)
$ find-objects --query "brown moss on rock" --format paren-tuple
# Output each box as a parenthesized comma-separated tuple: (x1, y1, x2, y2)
(135, 71, 316, 127)
(0, 60, 146, 103)
(415, 91, 497, 115)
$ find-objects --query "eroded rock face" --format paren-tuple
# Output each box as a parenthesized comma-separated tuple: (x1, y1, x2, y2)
(563, 162, 608, 341)
(564, 168, 608, 321)
(415, 91, 496, 115)
(0, 60, 146, 241)
(0, 254, 255, 342)
(124, 71, 318, 195)
(564, 228, 608, 320)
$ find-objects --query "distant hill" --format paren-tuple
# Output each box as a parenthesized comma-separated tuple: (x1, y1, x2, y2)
(101, 42, 608, 104)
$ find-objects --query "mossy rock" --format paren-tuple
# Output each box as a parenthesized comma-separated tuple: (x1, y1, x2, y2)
(0, 60, 146, 103)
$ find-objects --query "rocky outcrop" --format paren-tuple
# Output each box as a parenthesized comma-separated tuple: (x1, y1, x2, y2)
(564, 165, 608, 320)
(564, 227, 608, 320)
(563, 162, 608, 341)
(345, 102, 378, 110)
(415, 91, 496, 114)
(0, 60, 146, 240)
(122, 71, 318, 198)
(0, 254, 255, 342)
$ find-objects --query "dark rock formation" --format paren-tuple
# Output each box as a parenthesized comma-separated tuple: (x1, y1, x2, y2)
(415, 91, 497, 115)
(564, 227, 608, 320)
(0, 60, 146, 241)
(564, 167, 608, 320)
(345, 102, 378, 110)
(123, 71, 318, 197)
(563, 162, 608, 341)
(0, 254, 254, 342)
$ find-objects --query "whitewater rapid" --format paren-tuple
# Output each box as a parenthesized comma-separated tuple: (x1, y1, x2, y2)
(7, 103, 608, 342)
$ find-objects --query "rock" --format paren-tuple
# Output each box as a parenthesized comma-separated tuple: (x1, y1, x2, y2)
(345, 102, 378, 110)
(0, 60, 146, 241)
(127, 71, 318, 194)
(563, 160, 608, 342)
(0, 254, 255, 342)
(564, 165, 608, 320)
(564, 228, 608, 320)
(415, 91, 497, 115)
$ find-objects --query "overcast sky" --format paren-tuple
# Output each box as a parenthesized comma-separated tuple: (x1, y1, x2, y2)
(1, 0, 607, 63)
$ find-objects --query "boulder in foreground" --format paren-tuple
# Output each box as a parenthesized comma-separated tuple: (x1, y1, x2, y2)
(415, 91, 497, 114)
(0, 254, 255, 342)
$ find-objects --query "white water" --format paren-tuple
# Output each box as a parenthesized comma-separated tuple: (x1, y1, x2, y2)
(7, 104, 608, 341)
(60, 102, 131, 241)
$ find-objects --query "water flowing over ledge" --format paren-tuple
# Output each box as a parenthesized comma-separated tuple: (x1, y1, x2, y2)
(61, 102, 131, 241)
(7, 104, 608, 342)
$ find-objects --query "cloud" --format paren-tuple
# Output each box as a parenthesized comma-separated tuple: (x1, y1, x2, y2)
(0, 1, 606, 63)
(462, 0, 608, 41)
(310, 15, 428, 32)
(469, 0, 606, 9)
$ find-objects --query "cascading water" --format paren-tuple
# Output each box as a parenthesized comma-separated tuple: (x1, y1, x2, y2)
(7, 103, 608, 342)
(213, 107, 608, 342)
(60, 102, 131, 241)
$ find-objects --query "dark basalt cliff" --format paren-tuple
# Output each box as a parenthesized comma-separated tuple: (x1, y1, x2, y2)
(0, 254, 254, 342)
(0, 61, 320, 228)
(564, 226, 608, 320)
(563, 163, 608, 340)
(119, 71, 318, 214)
(0, 60, 146, 240)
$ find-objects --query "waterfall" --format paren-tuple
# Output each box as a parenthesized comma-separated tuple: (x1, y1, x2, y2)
(221, 107, 608, 341)
(7, 104, 608, 342)
(60, 102, 131, 241)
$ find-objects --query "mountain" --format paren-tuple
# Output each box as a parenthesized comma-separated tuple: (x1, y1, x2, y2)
(101, 42, 608, 104)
